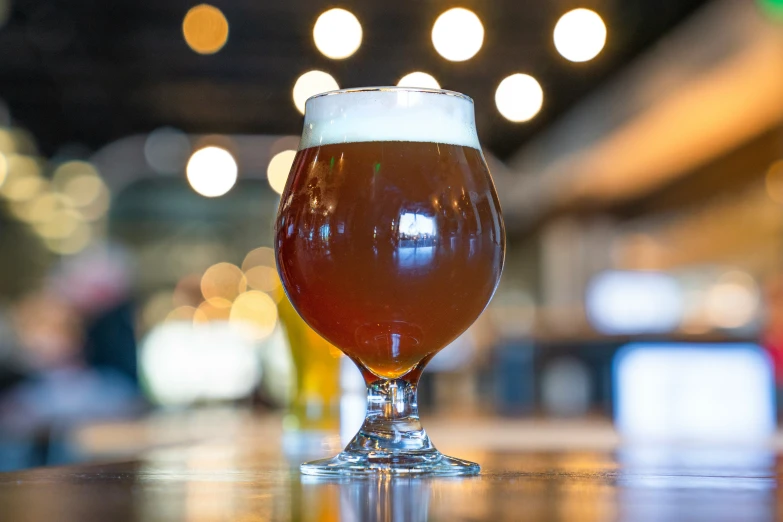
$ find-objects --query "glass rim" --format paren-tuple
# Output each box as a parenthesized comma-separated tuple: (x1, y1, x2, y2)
(306, 86, 474, 105)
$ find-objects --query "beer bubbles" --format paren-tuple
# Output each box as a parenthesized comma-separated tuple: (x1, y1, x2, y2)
(313, 8, 363, 60)
(292, 71, 339, 114)
(432, 8, 484, 62)
(267, 149, 297, 195)
(495, 74, 544, 123)
(397, 72, 440, 90)
(553, 8, 607, 63)
(186, 146, 238, 197)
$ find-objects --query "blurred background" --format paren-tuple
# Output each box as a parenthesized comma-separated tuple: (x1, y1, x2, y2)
(0, 0, 782, 472)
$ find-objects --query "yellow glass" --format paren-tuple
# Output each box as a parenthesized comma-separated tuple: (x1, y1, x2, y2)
(278, 295, 341, 432)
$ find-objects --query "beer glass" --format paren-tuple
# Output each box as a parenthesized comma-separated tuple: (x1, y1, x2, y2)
(278, 294, 341, 433)
(275, 87, 505, 475)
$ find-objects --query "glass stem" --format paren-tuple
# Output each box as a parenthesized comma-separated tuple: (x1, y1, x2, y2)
(344, 378, 436, 455)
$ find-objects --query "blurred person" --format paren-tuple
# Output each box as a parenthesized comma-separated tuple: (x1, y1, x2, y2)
(49, 242, 139, 387)
(0, 304, 25, 396)
(0, 290, 141, 469)
(0, 290, 141, 432)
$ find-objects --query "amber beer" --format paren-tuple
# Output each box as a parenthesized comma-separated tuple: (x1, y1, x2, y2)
(276, 139, 504, 382)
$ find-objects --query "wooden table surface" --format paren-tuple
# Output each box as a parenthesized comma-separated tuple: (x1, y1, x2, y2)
(0, 415, 779, 521)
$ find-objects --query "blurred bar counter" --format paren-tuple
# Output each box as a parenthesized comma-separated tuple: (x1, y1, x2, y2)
(0, 409, 781, 521)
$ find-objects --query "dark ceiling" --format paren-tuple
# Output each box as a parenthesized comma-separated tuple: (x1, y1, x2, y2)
(0, 0, 708, 161)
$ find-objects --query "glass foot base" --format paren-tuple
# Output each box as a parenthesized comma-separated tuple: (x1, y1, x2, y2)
(300, 450, 480, 476)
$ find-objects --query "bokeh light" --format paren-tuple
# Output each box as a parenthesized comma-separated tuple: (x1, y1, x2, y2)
(0, 155, 45, 202)
(173, 274, 204, 307)
(245, 266, 281, 293)
(267, 149, 296, 194)
(186, 146, 238, 197)
(242, 247, 281, 294)
(33, 209, 81, 239)
(229, 290, 278, 340)
(141, 322, 261, 406)
(182, 4, 229, 55)
(53, 160, 97, 188)
(554, 8, 607, 62)
(495, 73, 544, 122)
(27, 193, 73, 225)
(195, 298, 233, 323)
(55, 162, 110, 221)
(0, 130, 13, 154)
(706, 271, 760, 329)
(293, 71, 339, 114)
(313, 8, 362, 60)
(242, 247, 276, 272)
(765, 160, 783, 204)
(62, 175, 103, 207)
(165, 305, 207, 324)
(431, 8, 484, 62)
(142, 291, 175, 330)
(0, 152, 7, 189)
(201, 262, 247, 304)
(397, 72, 441, 89)
(0, 155, 42, 200)
(145, 127, 191, 174)
(42, 220, 92, 256)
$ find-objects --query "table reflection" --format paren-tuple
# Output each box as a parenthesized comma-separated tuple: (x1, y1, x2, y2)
(298, 476, 431, 522)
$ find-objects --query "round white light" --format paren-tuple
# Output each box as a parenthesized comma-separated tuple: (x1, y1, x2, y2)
(313, 8, 363, 60)
(186, 146, 238, 197)
(431, 8, 484, 62)
(292, 70, 339, 114)
(267, 150, 297, 195)
(397, 72, 440, 90)
(495, 74, 544, 122)
(553, 8, 607, 63)
(706, 271, 760, 329)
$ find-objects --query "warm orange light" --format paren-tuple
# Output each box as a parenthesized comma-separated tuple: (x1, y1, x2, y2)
(200, 262, 247, 304)
(431, 8, 484, 62)
(495, 74, 544, 122)
(242, 246, 276, 272)
(554, 8, 607, 62)
(186, 146, 238, 197)
(765, 160, 783, 204)
(313, 8, 362, 59)
(165, 305, 207, 324)
(242, 247, 282, 294)
(267, 150, 297, 195)
(293, 71, 339, 114)
(397, 72, 440, 90)
(142, 291, 175, 330)
(183, 4, 229, 55)
(195, 298, 232, 323)
(245, 266, 281, 293)
(229, 291, 278, 340)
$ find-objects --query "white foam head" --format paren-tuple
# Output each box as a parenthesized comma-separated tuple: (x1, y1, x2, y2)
(300, 87, 480, 150)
